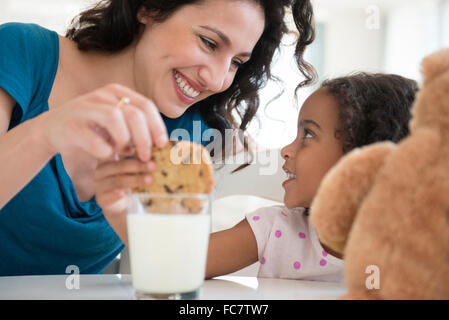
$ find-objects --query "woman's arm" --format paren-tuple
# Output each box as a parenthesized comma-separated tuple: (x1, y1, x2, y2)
(206, 218, 258, 279)
(0, 83, 168, 211)
(0, 88, 56, 209)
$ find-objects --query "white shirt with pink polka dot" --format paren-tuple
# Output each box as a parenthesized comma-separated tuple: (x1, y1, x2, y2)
(246, 205, 344, 282)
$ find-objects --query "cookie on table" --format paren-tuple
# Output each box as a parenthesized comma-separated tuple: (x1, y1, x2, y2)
(133, 140, 214, 213)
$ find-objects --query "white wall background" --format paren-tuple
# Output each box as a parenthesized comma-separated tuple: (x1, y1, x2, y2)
(251, 0, 449, 149)
(0, 0, 95, 32)
(1, 0, 448, 149)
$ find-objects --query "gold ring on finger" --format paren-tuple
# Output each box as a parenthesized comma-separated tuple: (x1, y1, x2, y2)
(116, 96, 130, 108)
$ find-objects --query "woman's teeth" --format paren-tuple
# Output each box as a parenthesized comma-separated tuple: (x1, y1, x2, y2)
(174, 70, 200, 98)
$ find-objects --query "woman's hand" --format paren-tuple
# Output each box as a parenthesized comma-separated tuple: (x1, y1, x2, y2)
(40, 83, 168, 161)
(93, 157, 156, 245)
(94, 157, 155, 215)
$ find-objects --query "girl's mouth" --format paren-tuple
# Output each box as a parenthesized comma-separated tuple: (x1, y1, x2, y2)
(282, 169, 296, 188)
(286, 172, 296, 180)
(173, 70, 201, 104)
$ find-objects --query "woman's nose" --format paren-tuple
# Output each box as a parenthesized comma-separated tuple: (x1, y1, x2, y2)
(198, 59, 230, 93)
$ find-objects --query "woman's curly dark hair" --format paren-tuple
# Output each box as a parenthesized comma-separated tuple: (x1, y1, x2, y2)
(321, 73, 419, 154)
(66, 0, 316, 139)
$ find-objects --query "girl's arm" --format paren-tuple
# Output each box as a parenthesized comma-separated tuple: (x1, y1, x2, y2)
(205, 218, 258, 279)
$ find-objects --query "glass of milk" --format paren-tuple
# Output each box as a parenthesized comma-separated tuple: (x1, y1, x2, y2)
(126, 192, 211, 300)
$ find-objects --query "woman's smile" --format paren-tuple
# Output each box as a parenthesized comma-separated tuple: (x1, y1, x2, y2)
(173, 70, 202, 104)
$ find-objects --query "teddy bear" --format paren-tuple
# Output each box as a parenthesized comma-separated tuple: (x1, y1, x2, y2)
(309, 48, 449, 300)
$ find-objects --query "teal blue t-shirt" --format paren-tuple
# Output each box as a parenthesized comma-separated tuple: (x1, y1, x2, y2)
(0, 23, 211, 276)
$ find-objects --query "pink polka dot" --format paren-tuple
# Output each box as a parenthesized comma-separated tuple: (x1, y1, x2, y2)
(320, 259, 327, 266)
(322, 250, 328, 257)
(293, 261, 301, 270)
(260, 257, 266, 264)
(299, 232, 306, 239)
(275, 230, 282, 238)
(253, 216, 260, 221)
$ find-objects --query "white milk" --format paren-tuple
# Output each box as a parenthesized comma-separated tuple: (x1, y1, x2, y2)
(127, 213, 211, 294)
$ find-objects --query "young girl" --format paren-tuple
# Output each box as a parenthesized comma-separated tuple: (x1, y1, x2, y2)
(205, 73, 418, 281)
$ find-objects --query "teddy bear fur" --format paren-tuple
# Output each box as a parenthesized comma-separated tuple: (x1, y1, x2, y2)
(309, 49, 449, 299)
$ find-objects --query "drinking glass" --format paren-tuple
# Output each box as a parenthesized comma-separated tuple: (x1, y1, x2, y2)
(126, 193, 211, 300)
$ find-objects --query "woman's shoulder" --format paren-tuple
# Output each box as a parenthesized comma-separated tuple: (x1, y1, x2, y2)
(0, 22, 32, 36)
(0, 22, 58, 66)
(0, 23, 59, 126)
(0, 22, 57, 43)
(0, 22, 58, 63)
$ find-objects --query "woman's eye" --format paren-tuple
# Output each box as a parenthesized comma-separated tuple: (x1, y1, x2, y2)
(231, 59, 243, 69)
(200, 36, 217, 50)
(199, 35, 243, 70)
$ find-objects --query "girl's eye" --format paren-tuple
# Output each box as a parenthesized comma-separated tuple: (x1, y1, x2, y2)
(200, 36, 217, 50)
(302, 128, 313, 139)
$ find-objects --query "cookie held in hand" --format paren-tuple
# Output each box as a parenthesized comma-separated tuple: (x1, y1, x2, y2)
(134, 140, 213, 194)
(133, 141, 214, 213)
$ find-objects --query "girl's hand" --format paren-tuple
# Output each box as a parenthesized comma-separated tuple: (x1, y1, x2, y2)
(94, 157, 156, 215)
(40, 83, 168, 161)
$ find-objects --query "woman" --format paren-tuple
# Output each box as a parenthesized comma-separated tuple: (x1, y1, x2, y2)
(0, 0, 315, 275)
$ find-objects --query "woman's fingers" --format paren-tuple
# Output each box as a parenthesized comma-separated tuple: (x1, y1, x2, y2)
(68, 120, 114, 159)
(120, 103, 152, 161)
(94, 158, 155, 194)
(105, 84, 169, 147)
(94, 158, 155, 214)
(95, 173, 153, 194)
(53, 83, 169, 161)
(95, 158, 155, 180)
(96, 188, 129, 213)
(137, 99, 169, 148)
(81, 103, 131, 154)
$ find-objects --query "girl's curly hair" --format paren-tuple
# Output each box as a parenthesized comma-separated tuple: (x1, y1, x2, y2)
(66, 0, 316, 138)
(321, 73, 419, 154)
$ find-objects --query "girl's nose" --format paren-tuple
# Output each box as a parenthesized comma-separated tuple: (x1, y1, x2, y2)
(281, 142, 295, 160)
(281, 138, 298, 160)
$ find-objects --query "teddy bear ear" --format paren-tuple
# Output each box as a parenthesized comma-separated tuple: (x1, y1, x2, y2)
(421, 48, 449, 85)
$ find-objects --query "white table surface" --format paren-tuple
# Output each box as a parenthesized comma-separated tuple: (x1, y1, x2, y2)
(0, 274, 347, 300)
